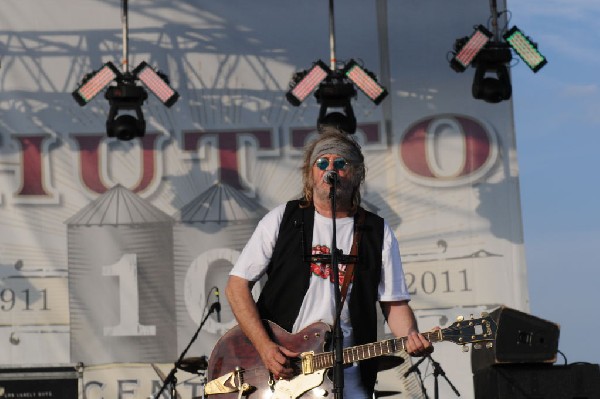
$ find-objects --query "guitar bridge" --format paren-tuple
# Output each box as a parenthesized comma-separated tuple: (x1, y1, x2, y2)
(300, 352, 315, 374)
(204, 367, 253, 396)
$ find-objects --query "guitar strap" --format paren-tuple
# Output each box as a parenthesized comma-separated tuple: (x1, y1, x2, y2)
(339, 207, 365, 305)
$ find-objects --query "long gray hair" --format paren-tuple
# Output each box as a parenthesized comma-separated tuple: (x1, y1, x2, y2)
(300, 127, 365, 212)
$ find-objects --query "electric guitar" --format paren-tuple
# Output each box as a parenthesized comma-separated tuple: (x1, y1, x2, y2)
(205, 314, 496, 399)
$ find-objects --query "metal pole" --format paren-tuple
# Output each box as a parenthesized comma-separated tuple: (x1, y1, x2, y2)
(329, 183, 344, 399)
(375, 0, 393, 145)
(121, 0, 129, 73)
(489, 0, 500, 41)
(328, 0, 337, 70)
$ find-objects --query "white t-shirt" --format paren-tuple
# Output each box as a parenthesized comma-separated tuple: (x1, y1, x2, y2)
(230, 203, 410, 398)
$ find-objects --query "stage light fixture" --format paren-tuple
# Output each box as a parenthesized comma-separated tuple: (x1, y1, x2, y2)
(286, 60, 331, 106)
(73, 61, 179, 141)
(315, 74, 357, 134)
(72, 1, 180, 141)
(105, 78, 148, 141)
(503, 26, 547, 73)
(471, 43, 513, 103)
(72, 62, 121, 106)
(132, 61, 180, 107)
(450, 25, 493, 73)
(448, 0, 547, 104)
(342, 59, 388, 105)
(285, 60, 387, 134)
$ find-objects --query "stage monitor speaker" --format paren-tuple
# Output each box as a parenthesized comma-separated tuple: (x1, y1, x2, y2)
(474, 363, 600, 399)
(472, 306, 560, 372)
(0, 366, 79, 399)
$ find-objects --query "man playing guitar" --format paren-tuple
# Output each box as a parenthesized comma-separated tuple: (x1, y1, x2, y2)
(225, 127, 433, 398)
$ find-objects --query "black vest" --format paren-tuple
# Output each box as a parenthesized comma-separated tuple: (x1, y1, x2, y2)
(256, 200, 384, 393)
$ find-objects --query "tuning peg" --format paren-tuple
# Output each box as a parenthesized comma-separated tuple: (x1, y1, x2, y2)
(456, 315, 464, 322)
(486, 342, 494, 349)
(462, 345, 469, 353)
(470, 314, 474, 319)
(481, 311, 489, 317)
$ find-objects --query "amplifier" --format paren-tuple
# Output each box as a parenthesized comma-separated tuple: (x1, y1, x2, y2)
(0, 366, 79, 399)
(474, 363, 600, 399)
(471, 306, 560, 372)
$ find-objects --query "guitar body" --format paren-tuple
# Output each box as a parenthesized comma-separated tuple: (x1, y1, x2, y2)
(206, 315, 497, 398)
(208, 321, 332, 399)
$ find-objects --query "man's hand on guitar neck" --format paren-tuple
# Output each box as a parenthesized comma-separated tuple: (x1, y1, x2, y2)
(382, 300, 435, 357)
(257, 341, 300, 380)
(405, 329, 435, 357)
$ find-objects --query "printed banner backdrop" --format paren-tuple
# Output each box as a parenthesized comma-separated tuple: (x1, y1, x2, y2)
(0, 0, 527, 398)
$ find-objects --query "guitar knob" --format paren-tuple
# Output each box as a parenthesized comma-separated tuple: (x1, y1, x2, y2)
(486, 342, 494, 349)
(473, 343, 482, 350)
(462, 345, 469, 353)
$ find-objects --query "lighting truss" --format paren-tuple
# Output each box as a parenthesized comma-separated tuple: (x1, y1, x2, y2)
(450, 25, 493, 72)
(503, 26, 547, 73)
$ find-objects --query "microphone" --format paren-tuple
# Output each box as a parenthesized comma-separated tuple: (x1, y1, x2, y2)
(403, 356, 427, 378)
(323, 170, 339, 185)
(214, 287, 221, 323)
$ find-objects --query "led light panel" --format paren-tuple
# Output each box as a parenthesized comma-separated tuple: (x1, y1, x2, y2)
(73, 62, 120, 106)
(343, 59, 388, 105)
(287, 60, 330, 106)
(504, 26, 547, 72)
(134, 61, 180, 107)
(451, 25, 493, 72)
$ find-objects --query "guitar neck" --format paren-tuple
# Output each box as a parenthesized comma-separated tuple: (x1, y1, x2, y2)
(311, 330, 442, 371)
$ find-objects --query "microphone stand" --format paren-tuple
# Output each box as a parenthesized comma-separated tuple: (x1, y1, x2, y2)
(403, 356, 428, 399)
(328, 177, 344, 399)
(429, 355, 460, 398)
(154, 301, 220, 399)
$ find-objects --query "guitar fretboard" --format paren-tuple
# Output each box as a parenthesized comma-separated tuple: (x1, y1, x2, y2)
(311, 330, 442, 370)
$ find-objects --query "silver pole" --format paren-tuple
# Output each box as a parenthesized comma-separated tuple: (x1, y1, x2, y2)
(328, 0, 336, 70)
(489, 0, 500, 40)
(122, 0, 129, 73)
(375, 0, 393, 145)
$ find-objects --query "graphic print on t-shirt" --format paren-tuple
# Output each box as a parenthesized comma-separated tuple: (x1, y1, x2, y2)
(310, 244, 352, 286)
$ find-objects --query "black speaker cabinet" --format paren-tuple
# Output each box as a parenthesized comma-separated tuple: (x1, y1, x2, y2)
(474, 363, 600, 399)
(0, 366, 79, 399)
(472, 306, 560, 372)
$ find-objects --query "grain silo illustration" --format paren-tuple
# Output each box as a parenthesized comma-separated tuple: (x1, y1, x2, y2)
(66, 184, 176, 364)
(173, 182, 267, 356)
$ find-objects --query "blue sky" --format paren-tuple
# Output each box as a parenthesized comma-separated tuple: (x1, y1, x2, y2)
(509, 1, 600, 364)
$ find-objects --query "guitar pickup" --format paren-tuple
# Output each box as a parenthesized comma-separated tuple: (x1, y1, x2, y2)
(300, 351, 315, 374)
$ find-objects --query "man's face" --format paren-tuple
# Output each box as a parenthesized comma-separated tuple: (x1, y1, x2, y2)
(312, 153, 354, 204)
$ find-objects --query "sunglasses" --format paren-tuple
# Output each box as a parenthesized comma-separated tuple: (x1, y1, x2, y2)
(314, 157, 348, 171)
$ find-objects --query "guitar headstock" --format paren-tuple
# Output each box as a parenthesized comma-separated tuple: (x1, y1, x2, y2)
(441, 313, 497, 352)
